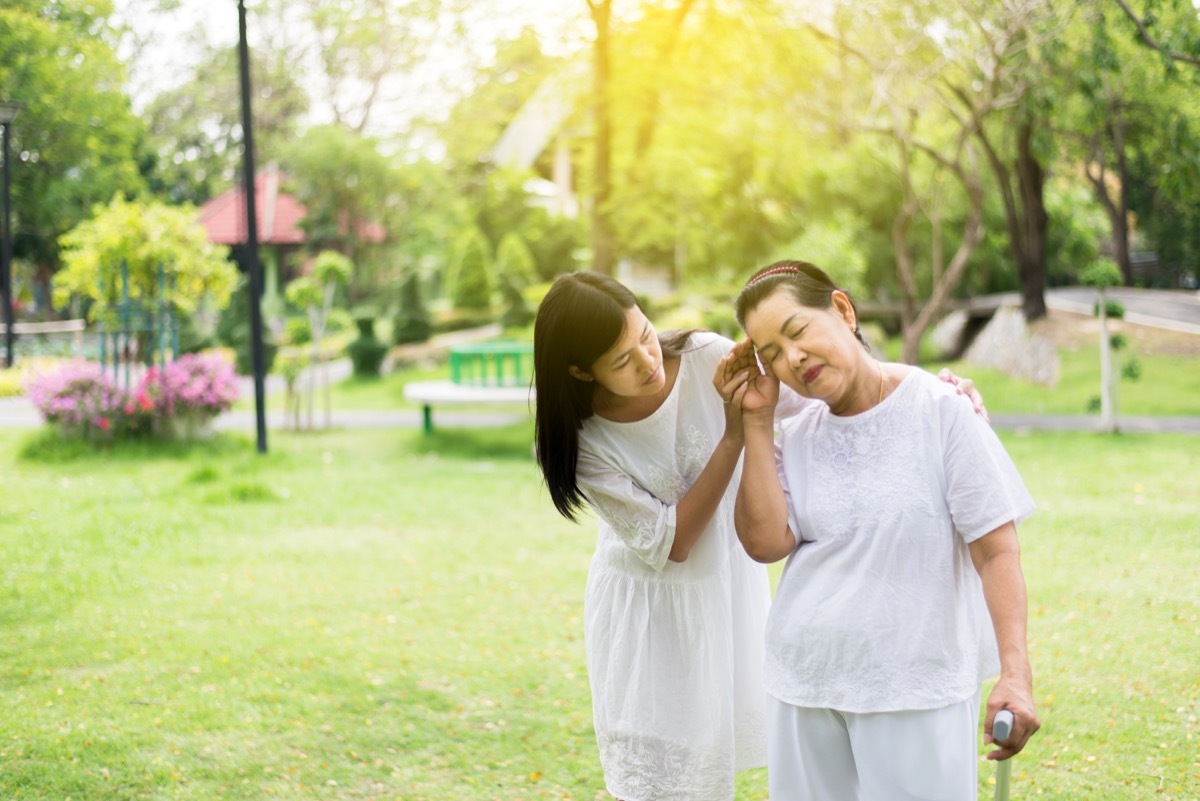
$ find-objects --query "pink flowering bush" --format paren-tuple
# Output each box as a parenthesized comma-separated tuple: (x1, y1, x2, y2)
(24, 361, 139, 440)
(24, 354, 239, 442)
(141, 353, 239, 423)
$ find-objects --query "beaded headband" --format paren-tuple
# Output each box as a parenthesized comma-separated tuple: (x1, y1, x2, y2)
(744, 265, 802, 288)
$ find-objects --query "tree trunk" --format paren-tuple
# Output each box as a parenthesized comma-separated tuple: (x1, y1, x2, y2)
(589, 0, 616, 276)
(1097, 287, 1117, 432)
(1014, 120, 1048, 320)
(1112, 119, 1134, 285)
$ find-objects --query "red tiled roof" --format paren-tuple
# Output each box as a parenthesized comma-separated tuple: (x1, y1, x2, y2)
(198, 165, 385, 246)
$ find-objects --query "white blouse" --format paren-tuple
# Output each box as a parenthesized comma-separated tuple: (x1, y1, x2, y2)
(576, 331, 771, 801)
(768, 368, 1035, 713)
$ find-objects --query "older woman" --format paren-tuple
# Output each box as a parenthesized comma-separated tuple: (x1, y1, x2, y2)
(724, 260, 1040, 801)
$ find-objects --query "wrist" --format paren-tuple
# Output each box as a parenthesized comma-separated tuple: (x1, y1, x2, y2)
(743, 412, 774, 431)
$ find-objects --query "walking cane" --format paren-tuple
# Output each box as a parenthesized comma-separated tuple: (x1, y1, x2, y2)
(992, 709, 1015, 801)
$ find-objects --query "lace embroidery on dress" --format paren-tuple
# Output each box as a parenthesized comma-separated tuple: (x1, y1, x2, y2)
(596, 493, 665, 555)
(643, 424, 712, 503)
(597, 732, 733, 801)
(812, 400, 931, 540)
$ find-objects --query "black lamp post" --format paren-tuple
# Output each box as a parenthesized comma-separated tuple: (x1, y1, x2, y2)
(237, 0, 267, 454)
(0, 100, 20, 369)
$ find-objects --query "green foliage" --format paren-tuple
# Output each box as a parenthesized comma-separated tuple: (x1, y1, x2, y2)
(1121, 357, 1142, 382)
(767, 210, 870, 299)
(311, 249, 354, 286)
(393, 271, 432, 346)
(345, 315, 388, 378)
(1080, 258, 1123, 291)
(174, 311, 215, 355)
(1109, 332, 1128, 351)
(216, 278, 278, 376)
(140, 43, 307, 205)
(0, 0, 146, 276)
(1045, 182, 1107, 284)
(447, 226, 494, 311)
(280, 126, 392, 266)
(495, 232, 538, 291)
(1093, 299, 1126, 319)
(283, 315, 312, 346)
(54, 195, 237, 322)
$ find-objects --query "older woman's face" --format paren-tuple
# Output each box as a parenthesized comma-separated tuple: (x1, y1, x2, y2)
(743, 286, 867, 410)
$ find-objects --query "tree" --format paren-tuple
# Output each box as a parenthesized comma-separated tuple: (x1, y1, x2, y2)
(139, 37, 309, 206)
(54, 195, 237, 323)
(447, 226, 493, 311)
(495, 231, 536, 327)
(1080, 258, 1123, 432)
(298, 0, 451, 134)
(596, 1, 821, 282)
(279, 124, 392, 278)
(0, 0, 146, 313)
(284, 250, 351, 430)
(582, 0, 699, 275)
(806, 1, 995, 363)
(392, 270, 431, 345)
(1055, 2, 1200, 287)
(1112, 0, 1200, 68)
(933, 0, 1068, 321)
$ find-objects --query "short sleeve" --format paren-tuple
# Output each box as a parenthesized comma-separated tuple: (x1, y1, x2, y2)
(940, 395, 1035, 542)
(577, 450, 676, 571)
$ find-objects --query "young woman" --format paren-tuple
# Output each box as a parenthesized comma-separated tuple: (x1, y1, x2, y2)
(534, 271, 771, 801)
(728, 260, 1040, 801)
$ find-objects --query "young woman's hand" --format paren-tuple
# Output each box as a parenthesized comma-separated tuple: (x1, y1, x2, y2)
(938, 368, 989, 422)
(723, 339, 777, 418)
(715, 344, 756, 439)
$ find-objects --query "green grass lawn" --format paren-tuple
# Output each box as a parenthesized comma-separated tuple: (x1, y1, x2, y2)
(1, 428, 1196, 800)
(933, 347, 1200, 418)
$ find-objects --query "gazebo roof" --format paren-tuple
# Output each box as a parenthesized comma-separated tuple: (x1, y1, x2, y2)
(199, 164, 307, 246)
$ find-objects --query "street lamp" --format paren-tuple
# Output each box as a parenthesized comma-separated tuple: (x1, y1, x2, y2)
(0, 100, 21, 369)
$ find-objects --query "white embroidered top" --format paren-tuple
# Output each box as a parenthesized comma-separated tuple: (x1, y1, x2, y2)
(767, 368, 1035, 713)
(576, 331, 772, 801)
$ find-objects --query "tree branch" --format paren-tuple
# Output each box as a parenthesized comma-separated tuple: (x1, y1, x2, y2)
(1113, 0, 1200, 66)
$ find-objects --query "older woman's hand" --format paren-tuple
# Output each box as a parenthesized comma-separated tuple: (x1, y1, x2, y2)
(984, 676, 1040, 760)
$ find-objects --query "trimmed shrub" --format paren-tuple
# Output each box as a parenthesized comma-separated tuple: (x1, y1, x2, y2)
(346, 316, 388, 378)
(447, 227, 493, 311)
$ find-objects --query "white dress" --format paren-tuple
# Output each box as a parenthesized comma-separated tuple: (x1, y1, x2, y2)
(766, 368, 1036, 713)
(576, 331, 771, 801)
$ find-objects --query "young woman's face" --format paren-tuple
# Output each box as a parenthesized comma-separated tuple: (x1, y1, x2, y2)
(575, 305, 666, 398)
(743, 286, 866, 409)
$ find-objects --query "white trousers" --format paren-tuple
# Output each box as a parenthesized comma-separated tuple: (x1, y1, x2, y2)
(766, 692, 981, 801)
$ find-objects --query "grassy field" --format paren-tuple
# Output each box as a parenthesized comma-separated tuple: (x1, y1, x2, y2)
(0, 426, 1197, 800)
(933, 347, 1200, 418)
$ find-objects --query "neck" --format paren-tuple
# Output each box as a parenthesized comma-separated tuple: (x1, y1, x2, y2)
(830, 358, 884, 417)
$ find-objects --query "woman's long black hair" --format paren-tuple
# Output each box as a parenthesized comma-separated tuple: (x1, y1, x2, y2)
(534, 271, 690, 521)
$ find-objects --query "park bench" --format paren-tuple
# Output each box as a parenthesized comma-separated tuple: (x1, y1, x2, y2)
(403, 341, 535, 434)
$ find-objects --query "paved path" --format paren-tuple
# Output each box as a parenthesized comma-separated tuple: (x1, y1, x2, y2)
(1, 394, 1194, 434)
(1046, 287, 1200, 334)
